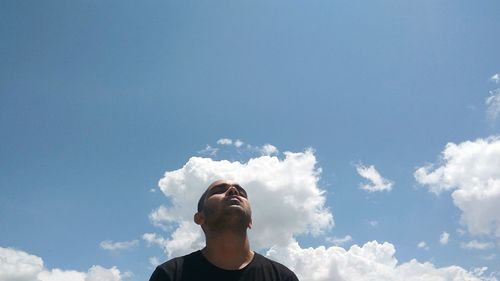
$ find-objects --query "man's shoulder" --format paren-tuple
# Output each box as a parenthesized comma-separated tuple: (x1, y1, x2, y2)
(157, 251, 201, 270)
(252, 252, 288, 268)
(251, 252, 298, 280)
(150, 251, 202, 281)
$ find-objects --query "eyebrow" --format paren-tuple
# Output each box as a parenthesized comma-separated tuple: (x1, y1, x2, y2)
(209, 183, 247, 196)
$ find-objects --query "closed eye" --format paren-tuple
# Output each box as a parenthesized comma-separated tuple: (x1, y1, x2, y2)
(208, 184, 248, 198)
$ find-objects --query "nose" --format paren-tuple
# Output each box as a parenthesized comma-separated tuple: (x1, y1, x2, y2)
(226, 185, 239, 196)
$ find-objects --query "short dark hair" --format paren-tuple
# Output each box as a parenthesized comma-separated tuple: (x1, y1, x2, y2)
(197, 188, 209, 212)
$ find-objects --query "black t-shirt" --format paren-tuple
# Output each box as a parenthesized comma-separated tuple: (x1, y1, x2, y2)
(149, 251, 299, 281)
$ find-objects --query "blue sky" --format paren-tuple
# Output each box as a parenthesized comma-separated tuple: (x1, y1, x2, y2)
(1, 1, 500, 280)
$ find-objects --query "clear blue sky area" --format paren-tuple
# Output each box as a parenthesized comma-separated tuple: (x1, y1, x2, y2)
(1, 1, 499, 280)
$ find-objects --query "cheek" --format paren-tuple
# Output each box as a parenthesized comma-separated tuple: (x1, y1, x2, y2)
(202, 197, 220, 213)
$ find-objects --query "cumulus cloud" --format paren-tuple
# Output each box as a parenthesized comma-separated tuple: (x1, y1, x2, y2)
(85, 266, 122, 281)
(355, 164, 394, 192)
(266, 240, 494, 281)
(440, 231, 450, 245)
(149, 149, 333, 257)
(99, 240, 138, 251)
(414, 137, 500, 237)
(0, 247, 124, 281)
(460, 240, 495, 250)
(486, 89, 500, 120)
(145, 144, 497, 281)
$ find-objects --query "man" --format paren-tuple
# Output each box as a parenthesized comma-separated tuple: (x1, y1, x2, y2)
(149, 179, 299, 281)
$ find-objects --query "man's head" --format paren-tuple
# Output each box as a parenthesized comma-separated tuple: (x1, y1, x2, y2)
(194, 180, 252, 232)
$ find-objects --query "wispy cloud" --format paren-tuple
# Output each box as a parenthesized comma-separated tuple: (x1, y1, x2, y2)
(482, 254, 496, 261)
(486, 89, 500, 120)
(326, 235, 353, 246)
(142, 233, 168, 251)
(486, 73, 500, 121)
(490, 73, 500, 84)
(439, 231, 450, 245)
(417, 241, 429, 250)
(460, 240, 495, 250)
(197, 145, 218, 156)
(234, 139, 244, 147)
(216, 138, 233, 145)
(356, 163, 394, 192)
(209, 139, 280, 158)
(99, 240, 138, 251)
(216, 138, 244, 147)
(148, 256, 160, 269)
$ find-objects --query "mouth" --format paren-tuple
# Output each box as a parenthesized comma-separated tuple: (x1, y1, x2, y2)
(226, 196, 242, 204)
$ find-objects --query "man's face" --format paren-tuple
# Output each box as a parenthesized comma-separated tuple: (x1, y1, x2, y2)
(196, 180, 252, 230)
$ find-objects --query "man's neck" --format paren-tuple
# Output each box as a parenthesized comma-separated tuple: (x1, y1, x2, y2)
(201, 230, 254, 270)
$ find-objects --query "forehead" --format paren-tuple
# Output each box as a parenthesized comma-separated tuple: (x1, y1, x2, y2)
(207, 180, 239, 190)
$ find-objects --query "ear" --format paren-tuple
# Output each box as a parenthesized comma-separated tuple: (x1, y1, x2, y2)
(194, 212, 204, 225)
(248, 218, 252, 229)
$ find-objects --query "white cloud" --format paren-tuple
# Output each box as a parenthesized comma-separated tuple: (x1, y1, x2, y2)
(234, 139, 244, 147)
(85, 266, 122, 281)
(146, 144, 496, 281)
(457, 228, 467, 236)
(149, 257, 160, 268)
(142, 233, 168, 251)
(99, 240, 138, 251)
(417, 241, 429, 250)
(368, 220, 379, 227)
(260, 144, 278, 156)
(197, 145, 218, 156)
(0, 247, 124, 281)
(460, 240, 495, 250)
(38, 269, 86, 281)
(0, 247, 44, 281)
(214, 139, 279, 157)
(215, 138, 244, 148)
(326, 235, 353, 246)
(491, 73, 500, 84)
(486, 89, 500, 120)
(355, 164, 394, 192)
(216, 138, 233, 145)
(151, 148, 333, 257)
(266, 240, 495, 281)
(148, 205, 180, 231)
(440, 231, 450, 245)
(415, 137, 500, 237)
(482, 254, 496, 261)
